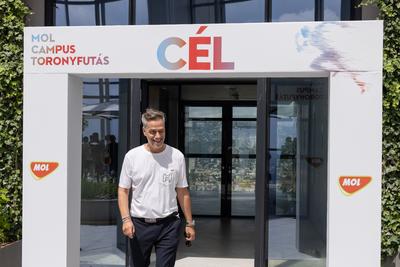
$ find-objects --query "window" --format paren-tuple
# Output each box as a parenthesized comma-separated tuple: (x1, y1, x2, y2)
(54, 0, 129, 26)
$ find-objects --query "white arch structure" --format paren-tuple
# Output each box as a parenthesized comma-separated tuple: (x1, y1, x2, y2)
(23, 21, 383, 267)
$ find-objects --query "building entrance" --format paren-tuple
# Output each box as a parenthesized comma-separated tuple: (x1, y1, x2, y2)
(144, 80, 257, 218)
(182, 103, 256, 217)
(143, 78, 329, 266)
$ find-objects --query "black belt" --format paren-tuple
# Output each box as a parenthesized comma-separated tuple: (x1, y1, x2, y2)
(133, 212, 179, 224)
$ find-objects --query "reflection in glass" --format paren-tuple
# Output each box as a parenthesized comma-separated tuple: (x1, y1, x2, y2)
(232, 158, 256, 216)
(135, 0, 149, 25)
(187, 106, 222, 118)
(80, 78, 123, 267)
(105, 0, 129, 25)
(55, 0, 129, 26)
(224, 0, 264, 23)
(324, 0, 351, 21)
(55, 4, 67, 26)
(268, 78, 328, 267)
(232, 106, 256, 216)
(136, 0, 191, 24)
(232, 121, 256, 155)
(233, 106, 257, 118)
(185, 121, 222, 154)
(324, 0, 341, 20)
(82, 79, 120, 186)
(187, 158, 221, 215)
(136, 0, 264, 24)
(272, 0, 314, 22)
(68, 4, 96, 26)
(194, 5, 216, 23)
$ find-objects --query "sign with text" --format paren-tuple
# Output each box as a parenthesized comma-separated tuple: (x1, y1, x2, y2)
(339, 176, 372, 196)
(30, 162, 59, 180)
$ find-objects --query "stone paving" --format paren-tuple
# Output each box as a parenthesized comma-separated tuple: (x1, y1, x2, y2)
(80, 218, 324, 267)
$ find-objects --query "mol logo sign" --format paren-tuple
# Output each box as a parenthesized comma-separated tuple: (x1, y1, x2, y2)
(30, 162, 59, 180)
(339, 176, 372, 196)
(157, 26, 235, 71)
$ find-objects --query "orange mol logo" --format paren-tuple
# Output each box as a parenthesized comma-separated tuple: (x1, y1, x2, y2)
(339, 176, 372, 196)
(30, 162, 59, 180)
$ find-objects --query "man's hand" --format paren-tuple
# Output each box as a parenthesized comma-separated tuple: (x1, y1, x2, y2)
(118, 187, 134, 238)
(122, 219, 135, 239)
(176, 187, 195, 242)
(185, 226, 195, 241)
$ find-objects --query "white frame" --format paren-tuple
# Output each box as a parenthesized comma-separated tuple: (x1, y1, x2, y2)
(23, 21, 383, 267)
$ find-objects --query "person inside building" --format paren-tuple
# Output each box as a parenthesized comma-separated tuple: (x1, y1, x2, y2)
(118, 108, 196, 267)
(90, 132, 105, 182)
(105, 134, 118, 181)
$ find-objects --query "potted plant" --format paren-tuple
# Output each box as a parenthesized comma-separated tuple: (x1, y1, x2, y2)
(80, 179, 118, 225)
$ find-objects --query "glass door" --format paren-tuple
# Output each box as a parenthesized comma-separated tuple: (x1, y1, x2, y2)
(184, 106, 223, 215)
(183, 103, 256, 217)
(267, 78, 328, 267)
(231, 107, 257, 216)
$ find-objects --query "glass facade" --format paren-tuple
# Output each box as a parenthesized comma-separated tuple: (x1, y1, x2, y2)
(325, 0, 353, 20)
(135, 0, 265, 24)
(53, 0, 359, 26)
(55, 0, 129, 26)
(272, 0, 314, 22)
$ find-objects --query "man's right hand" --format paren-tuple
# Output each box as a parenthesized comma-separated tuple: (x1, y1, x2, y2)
(122, 220, 135, 239)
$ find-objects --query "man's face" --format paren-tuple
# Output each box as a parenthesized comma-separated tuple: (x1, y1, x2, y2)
(143, 119, 166, 152)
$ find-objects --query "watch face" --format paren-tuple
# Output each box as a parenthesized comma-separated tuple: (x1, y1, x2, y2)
(186, 220, 195, 226)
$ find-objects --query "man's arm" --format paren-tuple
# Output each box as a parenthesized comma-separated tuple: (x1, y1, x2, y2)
(118, 187, 135, 238)
(176, 187, 195, 241)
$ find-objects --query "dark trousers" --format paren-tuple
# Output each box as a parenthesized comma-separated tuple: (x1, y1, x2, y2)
(129, 216, 182, 267)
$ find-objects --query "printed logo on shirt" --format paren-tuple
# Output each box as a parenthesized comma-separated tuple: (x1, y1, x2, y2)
(161, 169, 176, 186)
(339, 176, 372, 196)
(30, 161, 59, 180)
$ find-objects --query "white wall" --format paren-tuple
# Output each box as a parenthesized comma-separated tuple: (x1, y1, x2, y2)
(327, 71, 382, 267)
(22, 74, 82, 267)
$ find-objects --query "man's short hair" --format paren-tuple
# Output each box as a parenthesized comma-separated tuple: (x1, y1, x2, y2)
(141, 108, 166, 128)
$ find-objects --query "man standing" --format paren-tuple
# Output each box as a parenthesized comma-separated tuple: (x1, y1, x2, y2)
(118, 108, 195, 267)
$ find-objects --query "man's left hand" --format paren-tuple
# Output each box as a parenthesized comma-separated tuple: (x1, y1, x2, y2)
(185, 226, 196, 241)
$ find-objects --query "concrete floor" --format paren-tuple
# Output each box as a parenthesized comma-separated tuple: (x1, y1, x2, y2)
(80, 218, 325, 267)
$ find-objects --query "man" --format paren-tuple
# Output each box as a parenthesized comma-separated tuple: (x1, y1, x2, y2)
(118, 108, 195, 267)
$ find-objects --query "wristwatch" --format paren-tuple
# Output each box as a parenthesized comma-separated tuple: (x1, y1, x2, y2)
(186, 220, 195, 227)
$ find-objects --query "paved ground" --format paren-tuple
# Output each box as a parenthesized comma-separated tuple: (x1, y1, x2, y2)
(80, 218, 325, 267)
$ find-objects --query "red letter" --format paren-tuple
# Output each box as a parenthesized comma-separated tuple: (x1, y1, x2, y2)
(213, 37, 234, 70)
(70, 45, 76, 54)
(189, 36, 211, 70)
(55, 45, 63, 53)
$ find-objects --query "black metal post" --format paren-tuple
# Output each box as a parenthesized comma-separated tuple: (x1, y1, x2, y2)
(255, 79, 270, 267)
(315, 0, 324, 21)
(124, 79, 142, 267)
(265, 0, 272, 22)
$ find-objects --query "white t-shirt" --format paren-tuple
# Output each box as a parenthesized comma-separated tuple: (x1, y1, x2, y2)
(119, 144, 188, 219)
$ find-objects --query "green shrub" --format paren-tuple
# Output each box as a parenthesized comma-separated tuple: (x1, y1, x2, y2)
(0, 0, 30, 243)
(81, 179, 118, 200)
(0, 189, 10, 244)
(362, 0, 400, 258)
